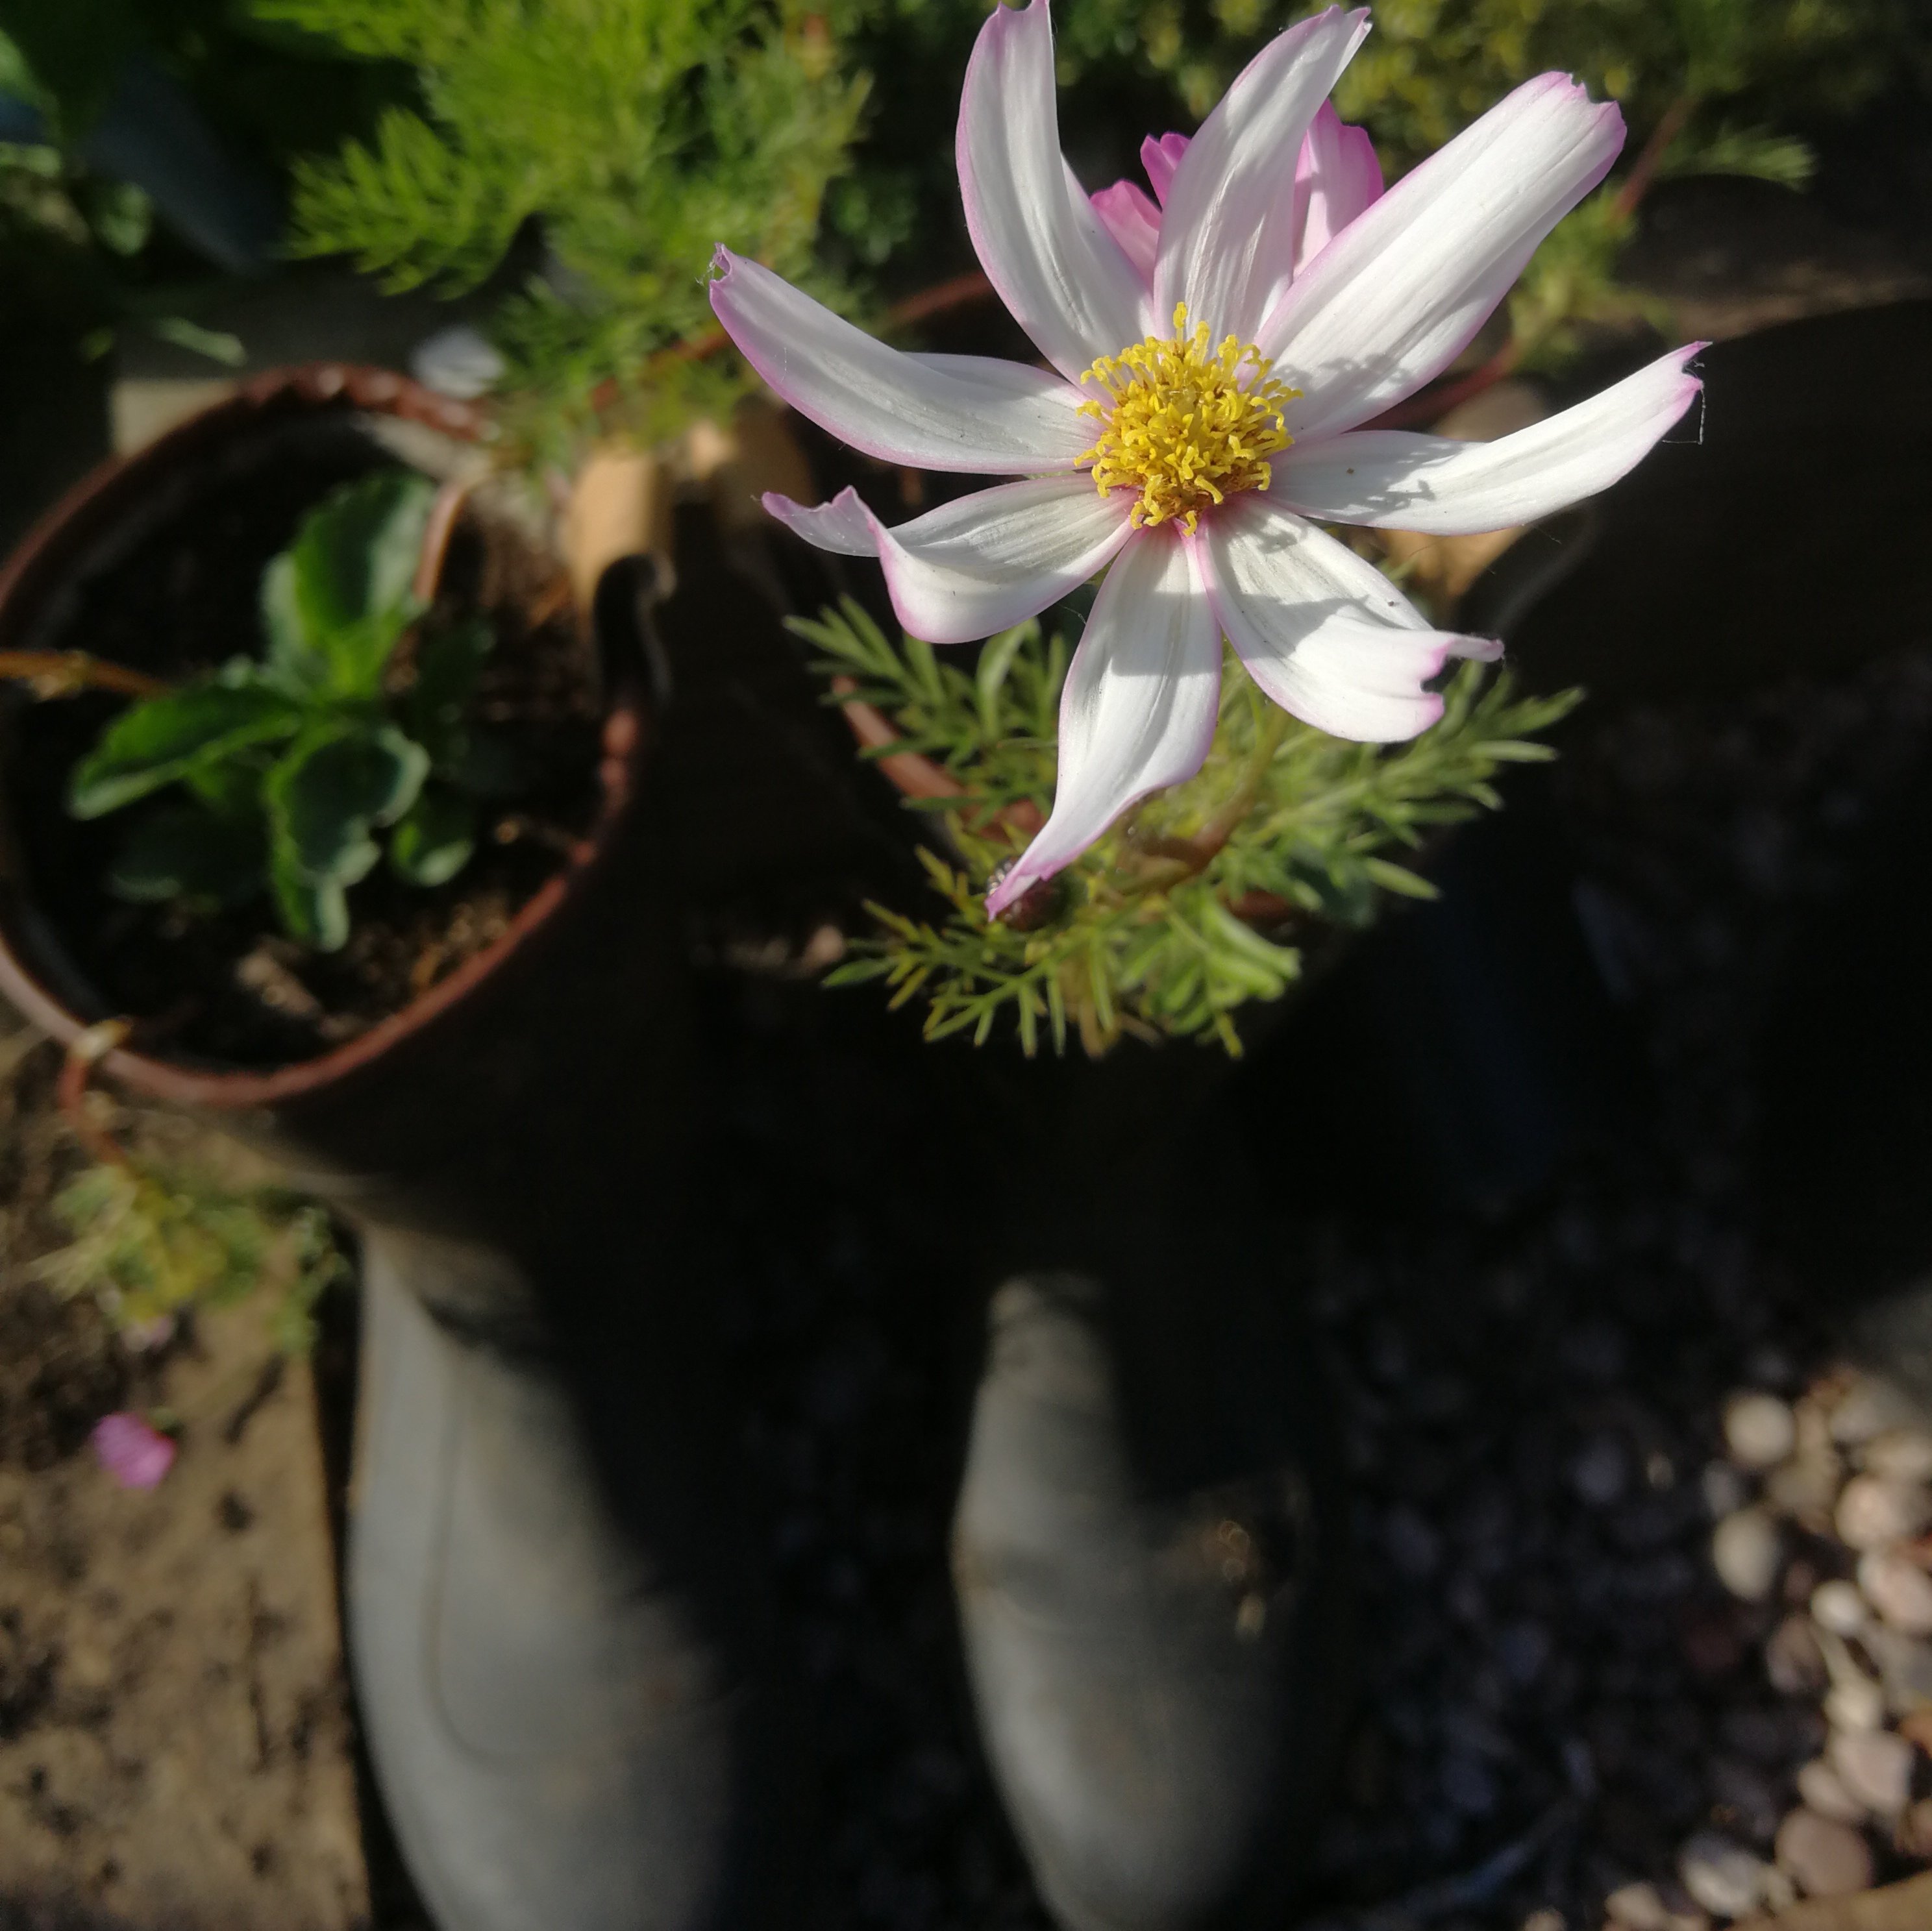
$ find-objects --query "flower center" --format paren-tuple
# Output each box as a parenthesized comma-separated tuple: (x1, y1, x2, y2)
(1076, 304, 1298, 532)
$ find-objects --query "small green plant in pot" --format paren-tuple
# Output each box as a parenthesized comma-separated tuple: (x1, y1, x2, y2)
(66, 470, 505, 952)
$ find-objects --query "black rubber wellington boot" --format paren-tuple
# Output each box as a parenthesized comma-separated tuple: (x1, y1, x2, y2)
(949, 1074, 1350, 1931)
(349, 1222, 797, 1931)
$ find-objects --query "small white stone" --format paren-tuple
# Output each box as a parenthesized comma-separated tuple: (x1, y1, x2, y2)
(1678, 1831, 1768, 1918)
(1604, 1882, 1669, 1930)
(1765, 1614, 1829, 1695)
(1774, 1806, 1874, 1897)
(1828, 1727, 1914, 1814)
(1824, 1637, 1885, 1730)
(1796, 1756, 1868, 1823)
(1712, 1507, 1783, 1601)
(1859, 1623, 1932, 1710)
(1824, 1671, 1888, 1734)
(1837, 1475, 1932, 1550)
(1766, 1454, 1842, 1525)
(410, 323, 506, 400)
(1829, 1375, 1921, 1447)
(1862, 1428, 1932, 1484)
(1725, 1391, 1797, 1470)
(1813, 1578, 1870, 1636)
(1859, 1549, 1932, 1636)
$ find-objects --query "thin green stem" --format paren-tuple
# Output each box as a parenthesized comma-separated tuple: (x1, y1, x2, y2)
(1118, 698, 1292, 897)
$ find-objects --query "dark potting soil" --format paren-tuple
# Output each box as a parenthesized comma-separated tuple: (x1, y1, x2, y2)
(0, 415, 602, 1068)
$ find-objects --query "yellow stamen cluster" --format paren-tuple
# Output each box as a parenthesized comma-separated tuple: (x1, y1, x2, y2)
(1077, 304, 1298, 532)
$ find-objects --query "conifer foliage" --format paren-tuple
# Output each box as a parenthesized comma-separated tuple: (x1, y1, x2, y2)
(260, 0, 871, 454)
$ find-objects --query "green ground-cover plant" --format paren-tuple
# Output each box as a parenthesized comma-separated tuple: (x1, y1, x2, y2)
(68, 469, 504, 950)
(35, 1159, 347, 1357)
(797, 597, 1578, 1056)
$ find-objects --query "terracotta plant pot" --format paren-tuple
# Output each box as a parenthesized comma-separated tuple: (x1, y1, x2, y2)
(0, 362, 683, 1245)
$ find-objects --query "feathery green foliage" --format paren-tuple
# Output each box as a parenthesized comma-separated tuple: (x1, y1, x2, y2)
(795, 597, 1579, 1057)
(262, 0, 872, 458)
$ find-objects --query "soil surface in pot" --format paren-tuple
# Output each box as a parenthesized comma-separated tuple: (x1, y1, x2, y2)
(1, 413, 602, 1068)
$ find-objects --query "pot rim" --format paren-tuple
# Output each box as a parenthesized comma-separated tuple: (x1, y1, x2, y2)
(0, 362, 645, 1111)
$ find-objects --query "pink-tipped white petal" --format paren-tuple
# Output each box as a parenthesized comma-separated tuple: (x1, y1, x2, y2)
(764, 486, 878, 556)
(958, 0, 1154, 381)
(710, 250, 1093, 473)
(1141, 132, 1191, 207)
(1090, 179, 1163, 287)
(1198, 497, 1498, 741)
(869, 476, 1135, 645)
(1273, 343, 1705, 533)
(1259, 73, 1625, 439)
(986, 530, 1221, 914)
(1153, 7, 1370, 345)
(1293, 101, 1383, 268)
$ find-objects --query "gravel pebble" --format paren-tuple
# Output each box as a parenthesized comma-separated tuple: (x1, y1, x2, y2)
(1861, 1429, 1932, 1485)
(1724, 1393, 1796, 1470)
(1827, 1727, 1914, 1814)
(1823, 1673, 1889, 1734)
(1811, 1579, 1870, 1635)
(1677, 1832, 1768, 1918)
(1765, 1457, 1842, 1527)
(1830, 1378, 1921, 1447)
(1896, 1795, 1932, 1858)
(1774, 1806, 1874, 1897)
(1765, 1614, 1829, 1695)
(1857, 1547, 1932, 1634)
(1835, 1474, 1932, 1550)
(1604, 1881, 1671, 1929)
(1712, 1508, 1782, 1601)
(1796, 1756, 1868, 1823)
(1572, 1433, 1631, 1508)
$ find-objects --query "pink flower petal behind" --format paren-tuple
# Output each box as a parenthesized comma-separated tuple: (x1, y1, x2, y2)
(1140, 131, 1191, 207)
(1089, 179, 1162, 287)
(1293, 100, 1383, 268)
(986, 530, 1221, 916)
(92, 1412, 176, 1490)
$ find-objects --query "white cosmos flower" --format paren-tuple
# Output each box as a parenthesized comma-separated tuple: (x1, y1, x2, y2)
(708, 0, 1703, 916)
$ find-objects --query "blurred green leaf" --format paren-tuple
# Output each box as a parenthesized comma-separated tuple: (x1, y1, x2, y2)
(68, 679, 301, 817)
(388, 785, 474, 887)
(267, 469, 435, 698)
(265, 719, 428, 891)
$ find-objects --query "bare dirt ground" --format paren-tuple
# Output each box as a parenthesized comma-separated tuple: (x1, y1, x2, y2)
(0, 1020, 367, 1931)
